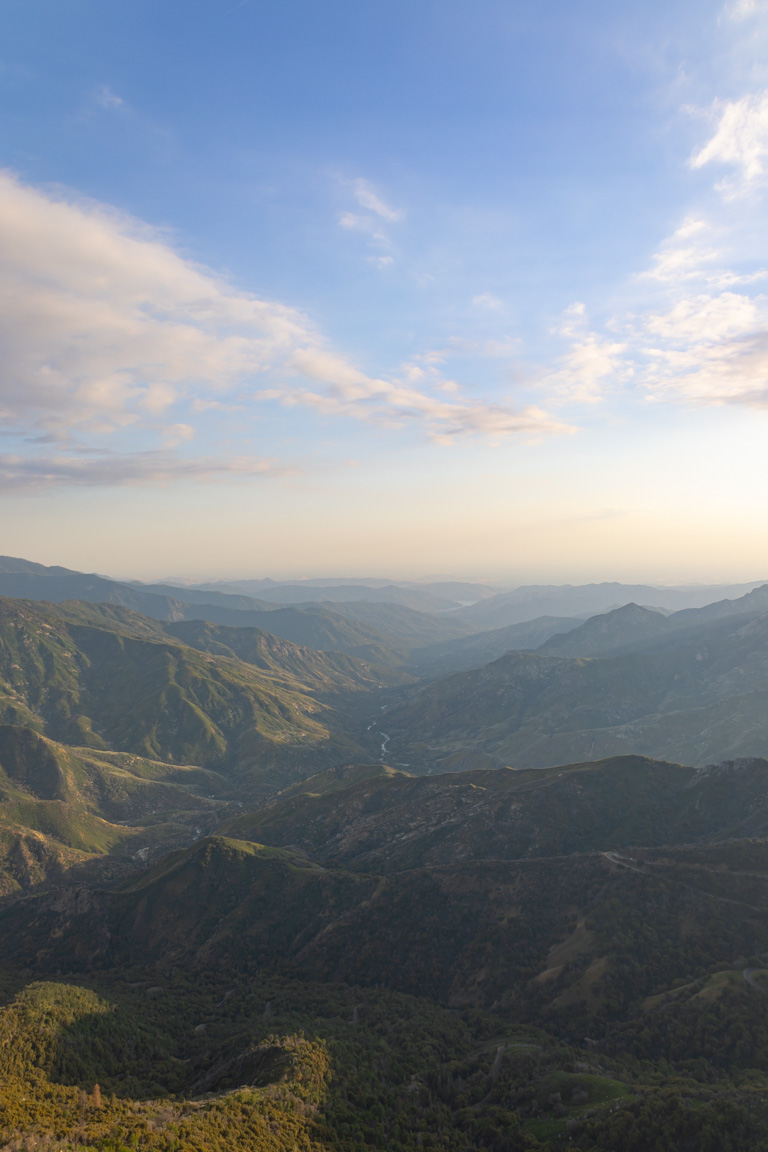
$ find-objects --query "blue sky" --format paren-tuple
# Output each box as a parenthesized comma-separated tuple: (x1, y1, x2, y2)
(2, 0, 768, 581)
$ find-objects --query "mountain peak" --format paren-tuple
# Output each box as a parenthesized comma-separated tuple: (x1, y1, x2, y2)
(538, 601, 670, 657)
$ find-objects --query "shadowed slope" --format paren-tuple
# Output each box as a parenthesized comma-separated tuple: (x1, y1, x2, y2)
(223, 754, 768, 871)
(384, 610, 768, 770)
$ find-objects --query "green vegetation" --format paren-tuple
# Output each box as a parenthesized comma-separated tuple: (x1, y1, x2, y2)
(4, 968, 768, 1151)
(7, 578, 768, 1148)
(0, 724, 237, 895)
(0, 596, 372, 773)
(0, 595, 403, 892)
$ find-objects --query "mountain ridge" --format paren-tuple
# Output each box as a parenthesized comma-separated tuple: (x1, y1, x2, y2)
(383, 607, 768, 770)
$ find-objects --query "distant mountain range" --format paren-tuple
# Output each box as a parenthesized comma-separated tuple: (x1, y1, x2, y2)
(384, 585, 768, 770)
(451, 578, 768, 629)
(0, 556, 475, 666)
(410, 614, 586, 676)
(5, 556, 768, 1148)
(176, 575, 505, 604)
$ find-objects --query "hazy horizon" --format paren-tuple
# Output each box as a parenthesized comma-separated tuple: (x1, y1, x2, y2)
(3, 0, 768, 582)
(14, 553, 768, 589)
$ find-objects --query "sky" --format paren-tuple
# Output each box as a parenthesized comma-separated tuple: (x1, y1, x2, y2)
(2, 0, 768, 582)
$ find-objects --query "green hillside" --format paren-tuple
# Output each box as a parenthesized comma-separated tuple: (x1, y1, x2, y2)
(0, 597, 367, 781)
(4, 819, 768, 1026)
(5, 830, 768, 1148)
(0, 722, 233, 894)
(0, 597, 389, 893)
(0, 556, 467, 668)
(8, 569, 768, 1149)
(163, 617, 393, 690)
(0, 969, 670, 1152)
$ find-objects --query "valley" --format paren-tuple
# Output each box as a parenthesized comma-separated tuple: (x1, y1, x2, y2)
(3, 558, 768, 1149)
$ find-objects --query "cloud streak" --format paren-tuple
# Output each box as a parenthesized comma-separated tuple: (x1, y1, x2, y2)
(0, 172, 569, 490)
(541, 63, 768, 414)
(337, 176, 404, 264)
(0, 450, 292, 491)
(351, 178, 403, 222)
(548, 237, 768, 411)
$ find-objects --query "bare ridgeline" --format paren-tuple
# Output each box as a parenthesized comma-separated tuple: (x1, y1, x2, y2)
(3, 555, 768, 1150)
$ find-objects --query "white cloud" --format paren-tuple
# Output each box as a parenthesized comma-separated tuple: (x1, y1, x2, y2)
(637, 291, 768, 406)
(338, 212, 368, 231)
(644, 291, 759, 344)
(639, 217, 768, 293)
(0, 450, 291, 491)
(723, 0, 768, 19)
(0, 171, 313, 437)
(351, 178, 403, 222)
(271, 347, 574, 443)
(557, 301, 587, 337)
(337, 177, 403, 263)
(643, 218, 722, 283)
(94, 85, 124, 110)
(472, 292, 503, 311)
(539, 304, 627, 403)
(547, 224, 768, 410)
(691, 90, 768, 193)
(0, 172, 570, 486)
(544, 333, 628, 404)
(162, 422, 196, 447)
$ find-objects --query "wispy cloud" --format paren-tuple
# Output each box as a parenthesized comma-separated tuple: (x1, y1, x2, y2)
(162, 422, 196, 447)
(0, 450, 292, 491)
(619, 79, 768, 407)
(637, 291, 768, 406)
(723, 0, 768, 19)
(93, 84, 124, 111)
(540, 319, 626, 405)
(537, 48, 768, 413)
(0, 172, 570, 490)
(0, 172, 319, 435)
(545, 223, 768, 410)
(351, 178, 403, 223)
(263, 347, 572, 443)
(472, 292, 504, 311)
(691, 89, 768, 195)
(337, 177, 404, 264)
